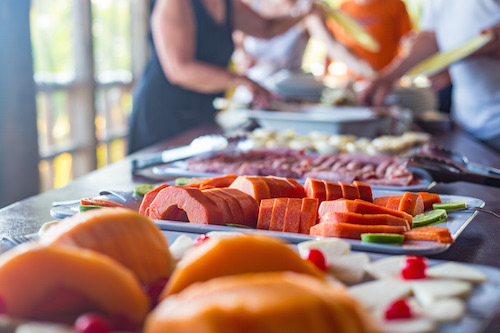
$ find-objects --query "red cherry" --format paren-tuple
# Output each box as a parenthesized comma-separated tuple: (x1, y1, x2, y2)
(306, 249, 327, 272)
(385, 299, 412, 320)
(194, 234, 210, 246)
(74, 313, 111, 333)
(401, 255, 427, 280)
(144, 276, 169, 308)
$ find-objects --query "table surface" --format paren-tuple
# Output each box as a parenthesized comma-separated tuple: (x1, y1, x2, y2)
(1, 123, 500, 331)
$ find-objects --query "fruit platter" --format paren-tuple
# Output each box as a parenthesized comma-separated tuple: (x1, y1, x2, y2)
(0, 207, 499, 333)
(47, 174, 485, 255)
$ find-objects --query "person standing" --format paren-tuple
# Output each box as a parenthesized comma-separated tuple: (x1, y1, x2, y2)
(360, 0, 500, 152)
(128, 0, 312, 153)
(327, 0, 413, 72)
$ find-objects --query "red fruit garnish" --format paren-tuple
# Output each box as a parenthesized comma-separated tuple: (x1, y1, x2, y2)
(401, 255, 427, 280)
(306, 249, 327, 272)
(74, 313, 111, 333)
(144, 276, 169, 308)
(194, 234, 210, 246)
(385, 299, 412, 320)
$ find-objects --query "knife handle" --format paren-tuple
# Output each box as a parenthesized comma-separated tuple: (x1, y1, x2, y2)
(131, 154, 164, 174)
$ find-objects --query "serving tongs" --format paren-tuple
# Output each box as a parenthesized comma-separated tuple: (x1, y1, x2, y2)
(407, 155, 500, 188)
(131, 134, 254, 174)
(419, 144, 500, 176)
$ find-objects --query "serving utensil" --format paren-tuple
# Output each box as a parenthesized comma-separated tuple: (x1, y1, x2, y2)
(131, 134, 254, 174)
(407, 155, 500, 188)
(419, 144, 500, 176)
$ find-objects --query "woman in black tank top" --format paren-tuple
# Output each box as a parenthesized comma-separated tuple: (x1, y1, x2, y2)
(128, 0, 313, 153)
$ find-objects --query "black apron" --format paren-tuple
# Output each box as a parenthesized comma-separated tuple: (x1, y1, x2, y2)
(128, 0, 234, 153)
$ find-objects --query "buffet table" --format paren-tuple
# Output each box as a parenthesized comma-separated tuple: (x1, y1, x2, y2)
(1, 123, 500, 332)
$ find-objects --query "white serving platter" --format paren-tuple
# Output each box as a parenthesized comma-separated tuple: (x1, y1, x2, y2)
(154, 191, 484, 256)
(160, 230, 500, 333)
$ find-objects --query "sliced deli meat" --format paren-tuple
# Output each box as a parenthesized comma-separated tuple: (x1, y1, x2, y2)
(184, 148, 416, 187)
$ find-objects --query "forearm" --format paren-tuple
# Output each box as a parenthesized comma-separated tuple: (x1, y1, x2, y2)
(304, 13, 373, 76)
(380, 31, 439, 80)
(233, 0, 310, 39)
(165, 61, 245, 93)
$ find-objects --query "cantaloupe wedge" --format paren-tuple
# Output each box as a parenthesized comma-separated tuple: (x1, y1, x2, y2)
(0, 243, 149, 323)
(161, 234, 325, 297)
(145, 272, 379, 333)
(40, 208, 173, 286)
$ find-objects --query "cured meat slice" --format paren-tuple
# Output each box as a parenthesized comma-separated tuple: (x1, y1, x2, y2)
(148, 186, 224, 225)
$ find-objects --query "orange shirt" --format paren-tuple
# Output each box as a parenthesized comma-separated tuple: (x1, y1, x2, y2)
(328, 0, 413, 71)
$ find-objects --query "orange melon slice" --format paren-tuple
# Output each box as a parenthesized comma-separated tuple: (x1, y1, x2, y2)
(0, 243, 149, 323)
(39, 207, 173, 286)
(145, 272, 379, 333)
(161, 234, 325, 297)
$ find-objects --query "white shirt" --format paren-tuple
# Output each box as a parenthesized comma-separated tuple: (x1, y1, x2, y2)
(420, 0, 500, 140)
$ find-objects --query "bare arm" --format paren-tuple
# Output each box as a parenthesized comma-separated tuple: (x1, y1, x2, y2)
(151, 0, 245, 93)
(232, 0, 311, 39)
(302, 6, 375, 78)
(359, 31, 439, 106)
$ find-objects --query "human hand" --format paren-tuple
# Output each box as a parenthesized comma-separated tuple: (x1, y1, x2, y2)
(428, 70, 451, 92)
(357, 74, 396, 107)
(473, 21, 500, 59)
(240, 77, 275, 108)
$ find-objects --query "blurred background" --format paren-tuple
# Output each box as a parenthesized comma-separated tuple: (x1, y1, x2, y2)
(0, 0, 423, 208)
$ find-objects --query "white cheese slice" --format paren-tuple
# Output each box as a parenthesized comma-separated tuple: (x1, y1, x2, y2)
(364, 255, 407, 280)
(411, 279, 472, 307)
(381, 317, 436, 333)
(348, 278, 412, 310)
(169, 234, 195, 261)
(297, 238, 351, 263)
(426, 262, 487, 284)
(422, 297, 466, 322)
(329, 253, 370, 285)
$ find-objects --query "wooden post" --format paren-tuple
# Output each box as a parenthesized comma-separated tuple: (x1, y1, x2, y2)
(0, 0, 41, 208)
